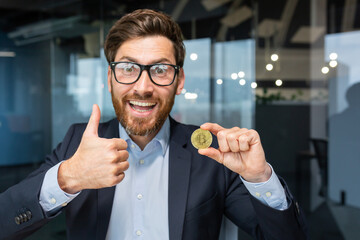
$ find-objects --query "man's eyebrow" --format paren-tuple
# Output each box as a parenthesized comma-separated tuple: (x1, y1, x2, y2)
(117, 56, 173, 64)
(118, 56, 137, 62)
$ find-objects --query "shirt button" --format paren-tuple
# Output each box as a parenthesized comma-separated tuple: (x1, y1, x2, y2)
(131, 144, 135, 149)
(136, 230, 142, 236)
(265, 192, 272, 197)
(50, 198, 57, 204)
(61, 202, 68, 207)
(137, 194, 143, 200)
(139, 159, 145, 165)
(255, 192, 261, 197)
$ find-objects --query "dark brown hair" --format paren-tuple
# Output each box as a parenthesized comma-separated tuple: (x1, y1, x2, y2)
(104, 9, 186, 67)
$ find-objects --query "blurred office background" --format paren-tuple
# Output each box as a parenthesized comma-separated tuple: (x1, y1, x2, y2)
(0, 0, 359, 239)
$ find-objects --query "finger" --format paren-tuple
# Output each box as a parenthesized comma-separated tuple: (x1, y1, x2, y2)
(238, 130, 258, 151)
(108, 149, 129, 164)
(198, 147, 223, 164)
(116, 171, 125, 179)
(116, 150, 129, 163)
(200, 123, 225, 136)
(112, 172, 125, 186)
(216, 129, 233, 152)
(117, 160, 130, 172)
(227, 128, 248, 152)
(107, 138, 128, 151)
(84, 104, 101, 137)
(111, 161, 129, 177)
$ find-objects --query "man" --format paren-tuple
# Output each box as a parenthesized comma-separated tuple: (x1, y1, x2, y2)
(0, 9, 307, 240)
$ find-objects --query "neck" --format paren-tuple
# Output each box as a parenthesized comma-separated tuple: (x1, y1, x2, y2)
(130, 131, 158, 150)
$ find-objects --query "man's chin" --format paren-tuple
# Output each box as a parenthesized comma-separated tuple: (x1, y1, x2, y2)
(121, 117, 158, 136)
(124, 124, 157, 136)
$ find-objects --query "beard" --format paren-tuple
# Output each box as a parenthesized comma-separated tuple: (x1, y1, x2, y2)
(111, 83, 176, 137)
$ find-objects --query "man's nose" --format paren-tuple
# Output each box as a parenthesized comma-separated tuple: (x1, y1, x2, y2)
(133, 70, 154, 95)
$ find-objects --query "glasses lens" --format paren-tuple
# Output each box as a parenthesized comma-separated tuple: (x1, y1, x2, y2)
(114, 62, 140, 83)
(150, 64, 176, 85)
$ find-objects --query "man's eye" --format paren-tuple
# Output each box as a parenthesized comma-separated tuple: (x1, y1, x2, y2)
(156, 68, 164, 74)
(154, 65, 168, 74)
(119, 63, 137, 73)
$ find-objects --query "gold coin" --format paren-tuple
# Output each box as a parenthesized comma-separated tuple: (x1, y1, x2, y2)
(191, 128, 212, 149)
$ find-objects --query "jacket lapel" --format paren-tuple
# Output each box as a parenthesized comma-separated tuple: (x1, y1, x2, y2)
(168, 118, 192, 240)
(96, 119, 119, 240)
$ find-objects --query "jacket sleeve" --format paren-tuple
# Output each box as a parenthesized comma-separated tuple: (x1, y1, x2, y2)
(224, 169, 309, 240)
(0, 124, 82, 240)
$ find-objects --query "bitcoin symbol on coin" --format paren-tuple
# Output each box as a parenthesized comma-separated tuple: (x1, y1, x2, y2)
(191, 128, 212, 149)
(197, 133, 206, 144)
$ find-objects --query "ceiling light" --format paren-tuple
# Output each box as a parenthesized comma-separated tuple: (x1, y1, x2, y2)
(275, 79, 283, 86)
(251, 82, 257, 89)
(266, 64, 273, 71)
(321, 66, 329, 74)
(329, 60, 337, 68)
(0, 51, 16, 57)
(231, 73, 238, 80)
(185, 92, 198, 100)
(238, 71, 245, 78)
(216, 79, 223, 85)
(329, 52, 338, 60)
(190, 53, 198, 61)
(239, 79, 246, 85)
(271, 54, 279, 61)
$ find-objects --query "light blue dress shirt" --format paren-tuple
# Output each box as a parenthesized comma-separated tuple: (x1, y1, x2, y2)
(106, 118, 170, 239)
(39, 117, 288, 238)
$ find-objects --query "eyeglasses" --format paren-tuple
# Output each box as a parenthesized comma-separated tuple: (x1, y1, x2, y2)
(110, 62, 180, 86)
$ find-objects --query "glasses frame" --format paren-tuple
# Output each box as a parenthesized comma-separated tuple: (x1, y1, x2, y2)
(110, 61, 180, 86)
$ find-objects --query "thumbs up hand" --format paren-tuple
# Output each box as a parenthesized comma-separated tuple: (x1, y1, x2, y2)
(58, 104, 129, 194)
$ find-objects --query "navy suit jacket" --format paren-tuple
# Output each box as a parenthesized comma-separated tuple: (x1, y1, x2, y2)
(0, 118, 308, 240)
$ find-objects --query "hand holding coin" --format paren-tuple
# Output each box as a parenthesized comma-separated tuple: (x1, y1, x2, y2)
(197, 123, 271, 183)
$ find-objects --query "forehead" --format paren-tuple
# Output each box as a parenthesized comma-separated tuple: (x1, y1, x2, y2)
(115, 36, 176, 63)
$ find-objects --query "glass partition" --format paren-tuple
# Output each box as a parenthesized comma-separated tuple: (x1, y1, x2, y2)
(326, 31, 360, 209)
(1, 0, 360, 239)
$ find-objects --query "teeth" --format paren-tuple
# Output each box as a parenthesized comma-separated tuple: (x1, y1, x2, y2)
(129, 101, 156, 107)
(132, 109, 149, 112)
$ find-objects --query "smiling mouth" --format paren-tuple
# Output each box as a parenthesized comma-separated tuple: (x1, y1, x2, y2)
(129, 100, 157, 112)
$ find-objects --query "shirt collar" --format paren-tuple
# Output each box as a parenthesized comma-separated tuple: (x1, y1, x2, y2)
(118, 117, 170, 156)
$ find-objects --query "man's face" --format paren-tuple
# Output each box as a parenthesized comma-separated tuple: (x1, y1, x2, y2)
(107, 36, 185, 137)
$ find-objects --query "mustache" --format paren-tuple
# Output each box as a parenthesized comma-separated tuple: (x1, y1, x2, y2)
(123, 92, 157, 101)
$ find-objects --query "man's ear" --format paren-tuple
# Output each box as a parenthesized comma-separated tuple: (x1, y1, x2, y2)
(107, 66, 112, 93)
(176, 68, 185, 95)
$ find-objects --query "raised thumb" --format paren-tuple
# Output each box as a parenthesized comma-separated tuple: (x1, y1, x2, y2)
(84, 104, 101, 137)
